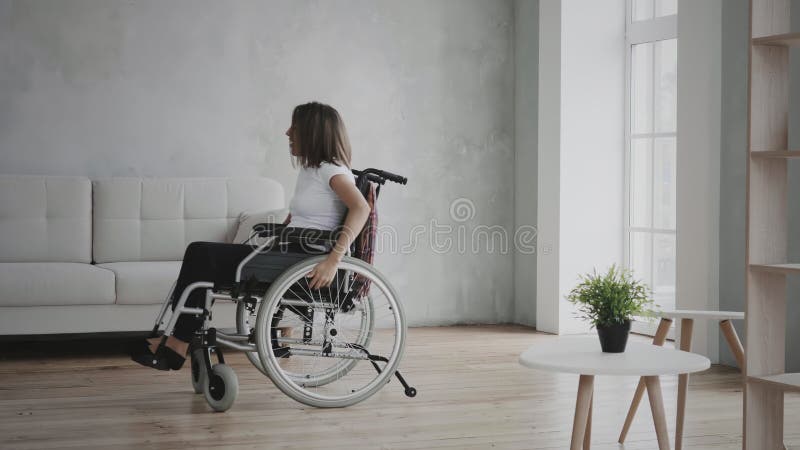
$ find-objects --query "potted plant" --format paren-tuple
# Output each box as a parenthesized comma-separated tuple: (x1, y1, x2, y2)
(567, 265, 656, 353)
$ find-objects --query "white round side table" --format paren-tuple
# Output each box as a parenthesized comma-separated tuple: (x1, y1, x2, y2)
(519, 337, 710, 450)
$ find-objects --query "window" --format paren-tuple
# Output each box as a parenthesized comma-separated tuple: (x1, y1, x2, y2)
(625, 0, 677, 315)
(632, 0, 678, 22)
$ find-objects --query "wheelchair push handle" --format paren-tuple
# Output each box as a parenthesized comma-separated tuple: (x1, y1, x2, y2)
(378, 170, 408, 185)
(352, 168, 408, 185)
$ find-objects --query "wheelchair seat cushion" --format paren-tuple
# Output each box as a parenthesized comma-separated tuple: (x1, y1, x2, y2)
(240, 246, 317, 287)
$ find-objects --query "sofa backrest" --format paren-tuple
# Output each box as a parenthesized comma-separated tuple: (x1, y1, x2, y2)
(0, 175, 92, 263)
(92, 177, 284, 263)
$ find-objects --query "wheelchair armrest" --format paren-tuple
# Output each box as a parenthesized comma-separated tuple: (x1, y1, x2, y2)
(252, 223, 340, 242)
(252, 222, 285, 237)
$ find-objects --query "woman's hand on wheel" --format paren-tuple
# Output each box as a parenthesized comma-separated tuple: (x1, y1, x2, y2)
(307, 255, 340, 290)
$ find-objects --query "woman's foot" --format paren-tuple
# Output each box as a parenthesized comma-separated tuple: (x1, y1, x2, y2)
(144, 336, 190, 357)
(130, 337, 188, 371)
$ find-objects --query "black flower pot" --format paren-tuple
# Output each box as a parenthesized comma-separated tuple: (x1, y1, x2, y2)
(596, 320, 631, 353)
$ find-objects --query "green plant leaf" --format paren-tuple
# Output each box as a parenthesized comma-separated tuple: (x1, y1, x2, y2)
(565, 264, 658, 327)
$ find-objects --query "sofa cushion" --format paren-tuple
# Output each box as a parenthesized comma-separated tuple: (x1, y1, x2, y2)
(98, 261, 182, 305)
(232, 208, 289, 244)
(0, 263, 115, 306)
(0, 175, 91, 263)
(92, 177, 284, 263)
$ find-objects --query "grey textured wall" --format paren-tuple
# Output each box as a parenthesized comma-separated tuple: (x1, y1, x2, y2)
(719, 0, 800, 370)
(0, 0, 516, 326)
(513, 0, 537, 327)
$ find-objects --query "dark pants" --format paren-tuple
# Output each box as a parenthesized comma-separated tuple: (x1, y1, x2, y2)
(170, 241, 313, 341)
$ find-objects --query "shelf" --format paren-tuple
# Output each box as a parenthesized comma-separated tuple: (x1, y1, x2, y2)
(753, 32, 800, 47)
(748, 373, 800, 392)
(746, 2, 793, 447)
(750, 264, 800, 275)
(751, 150, 800, 159)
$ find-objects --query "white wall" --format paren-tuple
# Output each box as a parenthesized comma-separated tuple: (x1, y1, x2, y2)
(538, 0, 626, 334)
(536, 0, 562, 333)
(786, 0, 800, 372)
(675, 0, 722, 361)
(719, 0, 748, 368)
(514, 0, 539, 327)
(0, 0, 516, 326)
(559, 0, 626, 333)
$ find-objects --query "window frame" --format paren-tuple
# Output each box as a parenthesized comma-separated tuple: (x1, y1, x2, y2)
(624, 0, 677, 336)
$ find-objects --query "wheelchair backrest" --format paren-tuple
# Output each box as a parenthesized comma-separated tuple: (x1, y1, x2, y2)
(350, 175, 379, 297)
(351, 178, 378, 265)
(347, 168, 405, 297)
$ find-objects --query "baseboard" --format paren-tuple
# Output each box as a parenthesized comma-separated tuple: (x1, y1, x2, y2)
(0, 303, 237, 335)
(0, 330, 149, 343)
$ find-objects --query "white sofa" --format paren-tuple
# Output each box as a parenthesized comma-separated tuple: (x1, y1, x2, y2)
(0, 175, 284, 335)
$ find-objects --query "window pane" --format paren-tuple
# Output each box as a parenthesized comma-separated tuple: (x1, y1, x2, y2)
(653, 137, 676, 229)
(627, 0, 678, 323)
(655, 0, 677, 17)
(653, 233, 676, 310)
(630, 231, 653, 288)
(632, 0, 655, 21)
(631, 138, 652, 228)
(654, 39, 677, 133)
(631, 42, 654, 134)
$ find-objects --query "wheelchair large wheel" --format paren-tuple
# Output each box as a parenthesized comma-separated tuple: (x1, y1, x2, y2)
(237, 291, 374, 381)
(254, 255, 405, 408)
(236, 299, 270, 377)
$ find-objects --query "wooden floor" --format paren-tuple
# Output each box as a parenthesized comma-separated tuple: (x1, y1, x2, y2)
(1, 325, 798, 449)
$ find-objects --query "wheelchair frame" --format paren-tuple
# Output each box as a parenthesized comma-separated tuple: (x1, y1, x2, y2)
(147, 168, 415, 411)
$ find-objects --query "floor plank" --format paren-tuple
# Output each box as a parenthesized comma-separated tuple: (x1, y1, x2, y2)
(1, 325, 798, 449)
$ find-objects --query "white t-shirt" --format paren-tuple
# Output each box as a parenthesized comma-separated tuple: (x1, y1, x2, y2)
(288, 162, 355, 230)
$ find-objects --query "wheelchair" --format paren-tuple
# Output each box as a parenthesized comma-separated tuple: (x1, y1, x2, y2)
(147, 168, 416, 412)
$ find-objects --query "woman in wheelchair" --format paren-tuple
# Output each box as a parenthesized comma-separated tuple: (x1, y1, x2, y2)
(130, 102, 370, 371)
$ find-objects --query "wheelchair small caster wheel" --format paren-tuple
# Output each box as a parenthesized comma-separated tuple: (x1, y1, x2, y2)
(405, 387, 417, 398)
(190, 349, 206, 394)
(203, 363, 238, 412)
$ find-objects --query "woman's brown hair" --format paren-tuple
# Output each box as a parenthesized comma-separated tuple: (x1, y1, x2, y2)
(291, 102, 352, 168)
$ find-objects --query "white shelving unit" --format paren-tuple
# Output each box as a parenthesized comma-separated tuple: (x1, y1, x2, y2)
(744, 0, 798, 447)
(749, 263, 800, 274)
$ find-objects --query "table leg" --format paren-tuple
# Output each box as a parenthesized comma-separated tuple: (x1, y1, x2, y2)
(719, 319, 745, 370)
(571, 375, 594, 450)
(645, 375, 671, 450)
(584, 395, 592, 450)
(676, 318, 694, 450)
(619, 317, 673, 443)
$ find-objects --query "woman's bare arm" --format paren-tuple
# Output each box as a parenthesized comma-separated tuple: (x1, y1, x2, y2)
(329, 176, 370, 259)
(306, 175, 370, 289)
